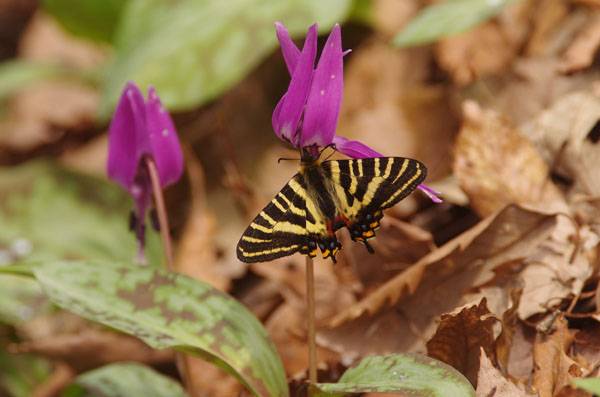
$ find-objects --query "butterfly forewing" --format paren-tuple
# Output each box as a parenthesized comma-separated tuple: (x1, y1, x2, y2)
(236, 178, 309, 263)
(323, 157, 426, 214)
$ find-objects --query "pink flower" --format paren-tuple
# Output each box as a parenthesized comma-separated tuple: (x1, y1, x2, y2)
(272, 23, 440, 202)
(107, 82, 183, 258)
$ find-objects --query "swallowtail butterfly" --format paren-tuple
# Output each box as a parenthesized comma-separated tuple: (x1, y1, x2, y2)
(237, 151, 426, 263)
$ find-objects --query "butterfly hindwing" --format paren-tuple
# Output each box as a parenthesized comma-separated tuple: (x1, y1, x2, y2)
(237, 176, 312, 263)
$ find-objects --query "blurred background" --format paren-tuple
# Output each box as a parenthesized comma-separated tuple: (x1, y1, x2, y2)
(1, 0, 600, 395)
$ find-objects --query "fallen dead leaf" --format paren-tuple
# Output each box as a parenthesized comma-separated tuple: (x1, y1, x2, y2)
(319, 205, 558, 359)
(175, 149, 232, 291)
(436, 1, 530, 86)
(454, 100, 567, 218)
(339, 38, 457, 180)
(10, 329, 173, 372)
(525, 0, 570, 57)
(327, 205, 557, 327)
(520, 88, 600, 205)
(427, 298, 497, 386)
(495, 289, 523, 375)
(558, 12, 600, 73)
(532, 315, 584, 397)
(476, 348, 536, 397)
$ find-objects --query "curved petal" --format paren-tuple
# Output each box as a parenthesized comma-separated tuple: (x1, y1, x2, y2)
(271, 92, 285, 138)
(332, 135, 382, 159)
(273, 24, 317, 146)
(417, 184, 442, 203)
(301, 24, 343, 147)
(275, 22, 301, 75)
(107, 81, 147, 192)
(146, 86, 184, 188)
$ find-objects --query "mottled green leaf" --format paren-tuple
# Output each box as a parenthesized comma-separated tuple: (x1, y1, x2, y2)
(0, 348, 51, 397)
(62, 362, 186, 397)
(0, 275, 50, 325)
(573, 378, 600, 394)
(0, 161, 162, 266)
(314, 354, 475, 396)
(100, 0, 352, 117)
(393, 0, 520, 47)
(42, 0, 127, 43)
(33, 260, 288, 397)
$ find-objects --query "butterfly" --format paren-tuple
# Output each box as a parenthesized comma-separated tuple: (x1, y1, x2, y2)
(236, 153, 426, 263)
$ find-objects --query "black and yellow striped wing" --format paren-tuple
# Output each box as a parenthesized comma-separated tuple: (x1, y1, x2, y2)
(236, 177, 312, 263)
(237, 157, 426, 263)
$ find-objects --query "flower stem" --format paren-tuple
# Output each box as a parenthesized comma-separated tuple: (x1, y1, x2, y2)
(145, 156, 194, 393)
(145, 156, 174, 270)
(306, 255, 317, 387)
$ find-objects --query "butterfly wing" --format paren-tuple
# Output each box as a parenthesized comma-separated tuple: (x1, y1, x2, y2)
(237, 175, 314, 263)
(322, 157, 427, 248)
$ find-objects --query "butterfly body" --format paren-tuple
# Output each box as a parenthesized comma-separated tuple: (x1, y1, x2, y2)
(237, 155, 426, 263)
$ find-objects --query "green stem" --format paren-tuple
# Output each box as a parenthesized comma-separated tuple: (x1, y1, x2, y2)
(306, 255, 317, 387)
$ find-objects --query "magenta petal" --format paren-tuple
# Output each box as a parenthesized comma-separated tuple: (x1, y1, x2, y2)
(107, 81, 147, 192)
(272, 93, 285, 137)
(332, 135, 382, 159)
(301, 24, 343, 147)
(275, 22, 301, 75)
(146, 86, 183, 188)
(417, 184, 442, 203)
(273, 24, 317, 146)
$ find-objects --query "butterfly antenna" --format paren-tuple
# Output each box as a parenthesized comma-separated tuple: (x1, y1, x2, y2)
(277, 157, 299, 163)
(319, 143, 337, 160)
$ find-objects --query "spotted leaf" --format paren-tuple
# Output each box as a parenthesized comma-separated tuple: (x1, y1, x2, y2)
(33, 260, 288, 397)
(313, 354, 475, 396)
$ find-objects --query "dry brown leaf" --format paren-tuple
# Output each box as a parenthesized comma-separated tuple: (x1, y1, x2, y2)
(0, 12, 106, 154)
(338, 216, 433, 293)
(520, 87, 600, 203)
(436, 2, 530, 86)
(10, 329, 173, 372)
(532, 315, 584, 397)
(265, 302, 340, 377)
(558, 12, 600, 73)
(454, 100, 567, 218)
(175, 150, 234, 291)
(339, 39, 457, 180)
(426, 298, 497, 386)
(525, 0, 570, 57)
(476, 349, 536, 397)
(179, 356, 243, 397)
(32, 362, 76, 397)
(327, 205, 557, 327)
(555, 385, 594, 397)
(371, 0, 419, 37)
(573, 323, 600, 369)
(516, 219, 594, 319)
(319, 205, 558, 359)
(495, 289, 523, 374)
(506, 321, 536, 381)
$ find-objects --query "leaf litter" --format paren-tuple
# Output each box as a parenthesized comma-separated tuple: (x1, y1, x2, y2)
(3, 0, 600, 395)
